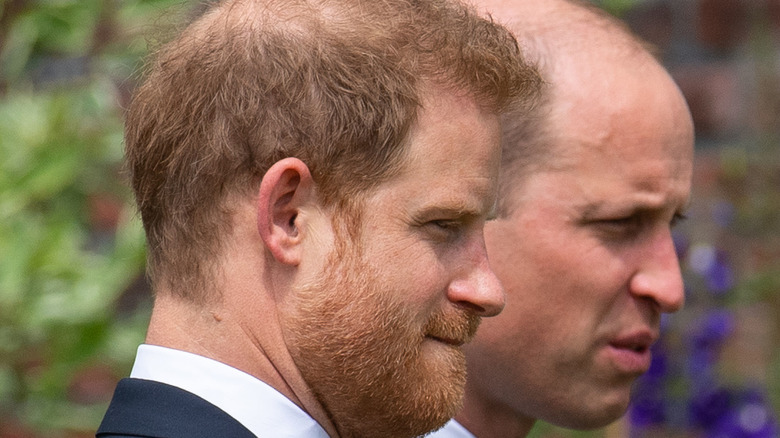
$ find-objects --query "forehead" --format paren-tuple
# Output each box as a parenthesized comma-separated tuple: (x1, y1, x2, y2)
(524, 56, 694, 207)
(549, 53, 693, 168)
(367, 89, 502, 215)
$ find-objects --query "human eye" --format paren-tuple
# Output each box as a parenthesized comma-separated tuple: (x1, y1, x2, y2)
(592, 214, 643, 239)
(425, 219, 464, 239)
(414, 214, 475, 243)
(413, 206, 480, 242)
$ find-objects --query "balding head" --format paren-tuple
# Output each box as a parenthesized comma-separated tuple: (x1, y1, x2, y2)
(470, 0, 669, 215)
(442, 1, 695, 437)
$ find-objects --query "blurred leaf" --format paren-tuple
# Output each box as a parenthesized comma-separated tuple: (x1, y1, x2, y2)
(592, 0, 638, 17)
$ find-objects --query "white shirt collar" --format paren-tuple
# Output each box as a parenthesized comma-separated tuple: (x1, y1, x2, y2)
(425, 420, 477, 438)
(130, 344, 329, 438)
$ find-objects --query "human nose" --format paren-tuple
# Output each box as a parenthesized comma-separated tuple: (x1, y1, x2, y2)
(446, 235, 505, 317)
(629, 227, 685, 313)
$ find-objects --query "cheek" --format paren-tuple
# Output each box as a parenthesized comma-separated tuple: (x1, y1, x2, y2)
(488, 227, 620, 337)
(514, 217, 630, 301)
(369, 250, 448, 311)
(489, 225, 567, 301)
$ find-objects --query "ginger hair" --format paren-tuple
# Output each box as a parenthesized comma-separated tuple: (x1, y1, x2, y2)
(126, 0, 540, 301)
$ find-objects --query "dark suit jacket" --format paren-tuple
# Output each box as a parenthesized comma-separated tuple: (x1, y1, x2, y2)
(96, 377, 256, 438)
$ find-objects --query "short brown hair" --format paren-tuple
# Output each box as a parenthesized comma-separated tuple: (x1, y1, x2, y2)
(126, 0, 540, 301)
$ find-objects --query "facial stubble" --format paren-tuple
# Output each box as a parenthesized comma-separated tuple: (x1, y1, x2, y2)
(285, 248, 480, 438)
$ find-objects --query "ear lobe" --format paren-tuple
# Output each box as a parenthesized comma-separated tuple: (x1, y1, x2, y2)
(257, 158, 314, 265)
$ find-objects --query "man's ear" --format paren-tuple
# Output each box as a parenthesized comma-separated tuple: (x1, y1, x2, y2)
(257, 158, 315, 266)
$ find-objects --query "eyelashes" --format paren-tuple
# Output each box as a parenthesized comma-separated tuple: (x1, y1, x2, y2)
(590, 211, 688, 241)
(423, 219, 466, 241)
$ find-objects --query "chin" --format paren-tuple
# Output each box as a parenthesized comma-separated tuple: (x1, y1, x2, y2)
(544, 394, 631, 430)
(569, 410, 628, 430)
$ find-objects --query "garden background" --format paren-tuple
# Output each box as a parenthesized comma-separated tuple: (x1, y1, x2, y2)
(0, 0, 778, 436)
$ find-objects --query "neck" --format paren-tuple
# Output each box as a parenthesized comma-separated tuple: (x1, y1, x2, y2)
(145, 288, 341, 437)
(454, 381, 535, 438)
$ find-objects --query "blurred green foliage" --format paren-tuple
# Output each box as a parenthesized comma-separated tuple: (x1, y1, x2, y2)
(0, 0, 194, 434)
(592, 0, 636, 17)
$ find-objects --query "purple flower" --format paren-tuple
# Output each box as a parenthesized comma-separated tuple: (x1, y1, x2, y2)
(689, 386, 733, 428)
(645, 345, 669, 382)
(705, 388, 778, 437)
(686, 311, 734, 387)
(630, 393, 666, 428)
(691, 310, 735, 351)
(706, 250, 735, 295)
(688, 349, 718, 385)
(629, 342, 671, 429)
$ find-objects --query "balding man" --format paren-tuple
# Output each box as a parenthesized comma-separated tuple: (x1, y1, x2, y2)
(429, 0, 694, 436)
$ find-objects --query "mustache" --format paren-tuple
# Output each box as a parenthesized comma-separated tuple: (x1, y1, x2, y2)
(423, 309, 482, 346)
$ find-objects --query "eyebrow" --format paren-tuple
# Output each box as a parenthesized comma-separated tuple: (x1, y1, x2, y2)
(580, 198, 688, 219)
(413, 203, 487, 223)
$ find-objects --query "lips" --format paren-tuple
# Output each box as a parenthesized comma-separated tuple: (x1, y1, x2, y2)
(605, 331, 657, 374)
(609, 331, 655, 353)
